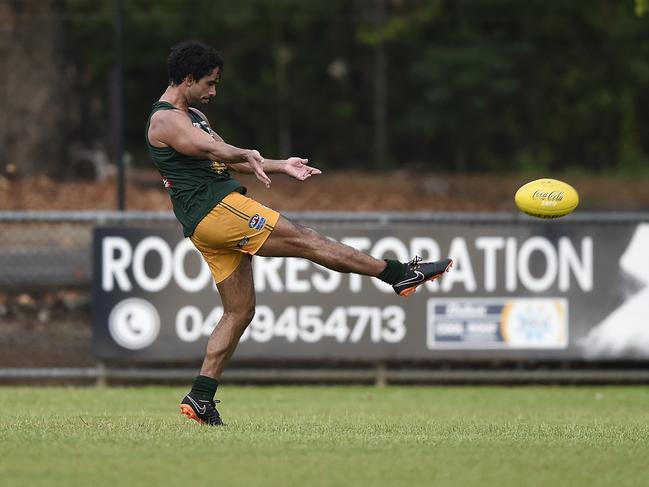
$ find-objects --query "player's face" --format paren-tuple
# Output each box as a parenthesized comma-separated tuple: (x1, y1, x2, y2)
(187, 67, 221, 106)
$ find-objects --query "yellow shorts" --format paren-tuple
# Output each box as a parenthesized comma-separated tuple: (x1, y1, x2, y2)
(191, 192, 280, 283)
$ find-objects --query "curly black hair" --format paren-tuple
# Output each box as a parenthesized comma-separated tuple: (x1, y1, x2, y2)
(167, 40, 224, 86)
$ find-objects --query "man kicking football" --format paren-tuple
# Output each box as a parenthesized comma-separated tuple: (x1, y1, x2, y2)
(145, 40, 452, 425)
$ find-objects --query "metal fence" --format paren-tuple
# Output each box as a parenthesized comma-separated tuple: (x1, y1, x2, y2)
(2, 209, 648, 288)
(2, 210, 649, 384)
(0, 211, 176, 288)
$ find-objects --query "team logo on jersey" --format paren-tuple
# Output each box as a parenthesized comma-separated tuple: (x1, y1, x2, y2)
(248, 214, 266, 230)
(211, 161, 227, 174)
(162, 176, 172, 189)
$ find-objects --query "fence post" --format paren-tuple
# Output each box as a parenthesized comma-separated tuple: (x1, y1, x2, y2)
(95, 361, 107, 387)
(375, 362, 387, 387)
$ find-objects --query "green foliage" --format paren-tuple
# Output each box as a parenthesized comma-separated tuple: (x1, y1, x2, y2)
(63, 0, 649, 174)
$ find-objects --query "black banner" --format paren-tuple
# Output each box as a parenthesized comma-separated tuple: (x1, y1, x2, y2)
(92, 219, 649, 361)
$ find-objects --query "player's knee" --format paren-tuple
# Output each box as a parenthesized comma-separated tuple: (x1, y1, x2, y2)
(221, 300, 255, 329)
(293, 224, 323, 250)
(242, 304, 255, 325)
(234, 303, 256, 326)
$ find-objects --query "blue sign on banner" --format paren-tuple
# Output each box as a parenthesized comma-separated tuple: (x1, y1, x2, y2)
(427, 298, 568, 349)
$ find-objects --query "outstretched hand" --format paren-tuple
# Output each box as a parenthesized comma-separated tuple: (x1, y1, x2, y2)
(284, 157, 322, 181)
(246, 150, 272, 188)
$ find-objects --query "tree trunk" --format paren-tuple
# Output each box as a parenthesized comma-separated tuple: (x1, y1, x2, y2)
(0, 0, 68, 177)
(372, 0, 390, 170)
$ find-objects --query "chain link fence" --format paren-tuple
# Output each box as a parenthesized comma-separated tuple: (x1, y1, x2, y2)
(2, 210, 647, 288)
(2, 210, 649, 382)
(0, 211, 178, 288)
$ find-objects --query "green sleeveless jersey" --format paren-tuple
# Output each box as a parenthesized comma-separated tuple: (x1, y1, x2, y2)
(145, 101, 245, 237)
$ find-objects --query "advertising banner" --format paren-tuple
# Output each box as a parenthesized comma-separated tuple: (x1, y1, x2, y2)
(92, 218, 649, 361)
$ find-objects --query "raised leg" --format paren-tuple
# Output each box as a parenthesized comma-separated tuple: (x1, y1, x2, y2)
(257, 216, 386, 276)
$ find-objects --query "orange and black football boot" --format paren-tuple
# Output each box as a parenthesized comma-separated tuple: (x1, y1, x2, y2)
(392, 256, 453, 297)
(180, 393, 224, 426)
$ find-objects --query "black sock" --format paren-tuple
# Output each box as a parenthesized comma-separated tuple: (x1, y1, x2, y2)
(190, 375, 219, 401)
(377, 259, 407, 285)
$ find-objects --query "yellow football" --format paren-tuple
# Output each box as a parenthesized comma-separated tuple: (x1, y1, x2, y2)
(514, 178, 579, 219)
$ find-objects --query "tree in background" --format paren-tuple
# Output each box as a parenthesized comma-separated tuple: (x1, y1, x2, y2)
(391, 0, 649, 174)
(8, 0, 649, 177)
(0, 0, 72, 178)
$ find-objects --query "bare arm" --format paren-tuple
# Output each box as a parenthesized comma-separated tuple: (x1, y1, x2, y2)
(148, 108, 271, 187)
(186, 108, 322, 181)
(229, 158, 322, 180)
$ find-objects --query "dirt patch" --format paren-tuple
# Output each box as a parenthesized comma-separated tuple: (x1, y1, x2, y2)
(0, 291, 93, 367)
(2, 170, 649, 211)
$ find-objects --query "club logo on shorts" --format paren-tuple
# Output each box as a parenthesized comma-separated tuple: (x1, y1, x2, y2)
(248, 214, 267, 230)
(237, 236, 250, 248)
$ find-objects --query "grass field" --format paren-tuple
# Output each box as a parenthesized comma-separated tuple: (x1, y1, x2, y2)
(0, 386, 648, 487)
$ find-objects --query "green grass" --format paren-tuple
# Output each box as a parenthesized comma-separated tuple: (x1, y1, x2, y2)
(1, 386, 648, 487)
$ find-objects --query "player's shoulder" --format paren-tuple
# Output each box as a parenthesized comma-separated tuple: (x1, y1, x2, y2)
(150, 106, 189, 128)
